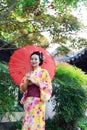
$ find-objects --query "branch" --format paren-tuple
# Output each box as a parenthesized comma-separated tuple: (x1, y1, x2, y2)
(0, 34, 25, 50)
(0, 28, 50, 50)
(0, 0, 17, 20)
(0, 19, 34, 25)
(0, 48, 18, 50)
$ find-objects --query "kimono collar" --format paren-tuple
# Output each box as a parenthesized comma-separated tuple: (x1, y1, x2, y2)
(32, 67, 42, 73)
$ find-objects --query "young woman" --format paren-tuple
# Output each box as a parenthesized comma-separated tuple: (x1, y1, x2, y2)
(20, 51, 52, 130)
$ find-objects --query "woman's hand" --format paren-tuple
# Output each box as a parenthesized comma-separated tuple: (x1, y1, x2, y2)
(26, 73, 33, 85)
(26, 73, 39, 86)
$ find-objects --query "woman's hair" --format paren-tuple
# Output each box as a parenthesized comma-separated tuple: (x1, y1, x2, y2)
(30, 51, 44, 65)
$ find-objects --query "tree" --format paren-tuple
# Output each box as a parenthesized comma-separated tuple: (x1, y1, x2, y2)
(0, 0, 87, 52)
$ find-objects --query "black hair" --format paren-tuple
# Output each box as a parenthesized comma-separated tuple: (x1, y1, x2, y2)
(30, 51, 44, 66)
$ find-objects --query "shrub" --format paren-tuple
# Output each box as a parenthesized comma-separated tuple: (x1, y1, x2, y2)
(46, 118, 63, 130)
(0, 62, 19, 114)
(77, 116, 87, 130)
(52, 62, 87, 130)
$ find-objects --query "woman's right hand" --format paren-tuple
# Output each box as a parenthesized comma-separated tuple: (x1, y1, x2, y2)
(26, 73, 32, 85)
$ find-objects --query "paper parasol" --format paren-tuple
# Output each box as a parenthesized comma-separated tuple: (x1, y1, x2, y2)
(8, 45, 56, 85)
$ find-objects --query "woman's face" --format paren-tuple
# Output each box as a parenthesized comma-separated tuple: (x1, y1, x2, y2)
(30, 54, 40, 68)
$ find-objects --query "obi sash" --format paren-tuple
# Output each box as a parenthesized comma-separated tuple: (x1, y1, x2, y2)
(26, 84, 40, 98)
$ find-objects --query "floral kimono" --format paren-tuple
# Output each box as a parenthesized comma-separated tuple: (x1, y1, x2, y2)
(20, 67, 52, 130)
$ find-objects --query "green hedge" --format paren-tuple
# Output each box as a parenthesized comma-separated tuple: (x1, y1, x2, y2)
(0, 62, 19, 113)
(52, 62, 87, 129)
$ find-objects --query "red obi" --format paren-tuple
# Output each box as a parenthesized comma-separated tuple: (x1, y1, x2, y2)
(26, 84, 40, 98)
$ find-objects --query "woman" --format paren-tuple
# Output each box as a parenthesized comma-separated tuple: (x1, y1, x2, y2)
(20, 51, 52, 130)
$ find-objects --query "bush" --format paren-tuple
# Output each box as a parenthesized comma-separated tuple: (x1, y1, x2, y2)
(77, 116, 87, 130)
(0, 62, 19, 113)
(13, 120, 22, 130)
(52, 62, 87, 130)
(46, 118, 63, 130)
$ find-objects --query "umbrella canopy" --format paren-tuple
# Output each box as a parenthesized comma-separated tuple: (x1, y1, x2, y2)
(8, 45, 56, 85)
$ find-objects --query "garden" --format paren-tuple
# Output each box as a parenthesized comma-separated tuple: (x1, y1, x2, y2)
(0, 0, 87, 130)
(0, 62, 87, 130)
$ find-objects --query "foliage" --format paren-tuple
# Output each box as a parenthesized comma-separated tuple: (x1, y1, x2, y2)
(0, 0, 87, 52)
(0, 62, 19, 114)
(13, 120, 22, 130)
(15, 0, 39, 15)
(52, 62, 87, 129)
(0, 0, 16, 20)
(46, 118, 63, 130)
(54, 0, 87, 12)
(46, 116, 87, 130)
(77, 116, 87, 130)
(54, 0, 79, 8)
(70, 37, 87, 49)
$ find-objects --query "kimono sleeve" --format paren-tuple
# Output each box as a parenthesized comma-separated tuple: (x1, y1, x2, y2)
(20, 76, 27, 92)
(39, 69, 52, 102)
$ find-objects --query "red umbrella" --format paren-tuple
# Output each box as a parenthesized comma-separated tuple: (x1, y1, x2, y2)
(8, 45, 56, 85)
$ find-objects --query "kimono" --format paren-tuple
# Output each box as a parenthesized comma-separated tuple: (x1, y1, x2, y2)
(20, 67, 52, 130)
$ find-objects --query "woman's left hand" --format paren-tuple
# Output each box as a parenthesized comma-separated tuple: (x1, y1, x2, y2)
(26, 73, 39, 86)
(26, 73, 34, 83)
